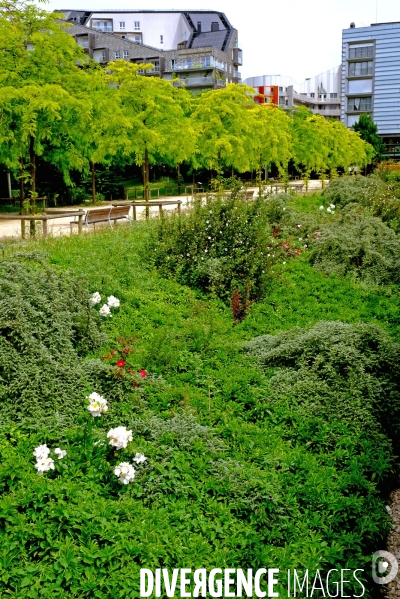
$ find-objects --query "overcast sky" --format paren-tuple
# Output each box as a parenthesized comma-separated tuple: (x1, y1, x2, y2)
(45, 0, 400, 83)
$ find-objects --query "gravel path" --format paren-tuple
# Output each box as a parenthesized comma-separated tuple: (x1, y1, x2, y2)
(385, 490, 400, 598)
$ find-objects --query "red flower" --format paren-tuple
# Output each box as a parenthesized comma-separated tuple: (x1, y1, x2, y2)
(139, 369, 147, 378)
(117, 360, 126, 368)
(102, 354, 111, 360)
(124, 348, 130, 354)
(111, 350, 117, 355)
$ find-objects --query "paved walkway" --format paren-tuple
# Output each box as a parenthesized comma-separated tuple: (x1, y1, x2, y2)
(0, 181, 325, 241)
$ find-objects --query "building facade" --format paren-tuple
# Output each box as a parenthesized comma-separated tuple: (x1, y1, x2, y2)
(57, 9, 242, 93)
(341, 21, 400, 158)
(243, 68, 341, 120)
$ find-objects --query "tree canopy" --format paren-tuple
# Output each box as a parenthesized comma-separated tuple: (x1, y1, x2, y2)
(0, 0, 376, 204)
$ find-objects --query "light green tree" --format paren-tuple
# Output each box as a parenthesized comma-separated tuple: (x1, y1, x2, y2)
(247, 104, 293, 189)
(106, 61, 196, 200)
(190, 83, 256, 175)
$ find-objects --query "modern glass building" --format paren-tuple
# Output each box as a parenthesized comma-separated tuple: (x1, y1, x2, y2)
(341, 21, 400, 158)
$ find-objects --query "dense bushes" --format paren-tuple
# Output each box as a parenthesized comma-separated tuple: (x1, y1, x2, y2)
(151, 190, 272, 303)
(310, 214, 400, 284)
(0, 252, 105, 431)
(323, 174, 400, 233)
(245, 320, 400, 453)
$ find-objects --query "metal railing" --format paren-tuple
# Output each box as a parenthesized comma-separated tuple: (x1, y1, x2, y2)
(174, 58, 225, 71)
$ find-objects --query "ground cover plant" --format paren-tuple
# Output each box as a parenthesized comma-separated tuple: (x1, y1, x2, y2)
(0, 187, 399, 596)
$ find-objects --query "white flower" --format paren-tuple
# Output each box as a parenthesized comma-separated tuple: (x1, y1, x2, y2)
(33, 444, 50, 460)
(107, 295, 120, 308)
(89, 292, 101, 305)
(86, 392, 108, 417)
(319, 205, 324, 210)
(330, 204, 335, 209)
(283, 207, 286, 211)
(35, 457, 55, 474)
(54, 448, 67, 459)
(282, 261, 286, 265)
(327, 207, 332, 213)
(303, 244, 308, 249)
(133, 453, 146, 464)
(99, 304, 112, 317)
(298, 238, 303, 241)
(208, 236, 211, 240)
(107, 426, 133, 450)
(297, 224, 302, 228)
(114, 462, 135, 485)
(204, 249, 208, 253)
(267, 253, 270, 257)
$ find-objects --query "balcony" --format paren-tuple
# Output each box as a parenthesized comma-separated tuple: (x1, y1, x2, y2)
(174, 58, 225, 71)
(234, 70, 241, 78)
(232, 48, 242, 66)
(137, 65, 160, 74)
(173, 76, 216, 87)
(76, 37, 89, 49)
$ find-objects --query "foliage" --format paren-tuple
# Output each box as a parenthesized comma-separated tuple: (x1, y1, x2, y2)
(309, 213, 400, 285)
(149, 190, 272, 303)
(245, 320, 400, 452)
(0, 216, 395, 595)
(322, 174, 400, 233)
(353, 113, 386, 161)
(0, 252, 105, 431)
(190, 84, 255, 173)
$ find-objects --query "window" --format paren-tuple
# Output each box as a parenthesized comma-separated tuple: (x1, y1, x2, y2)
(119, 21, 125, 30)
(171, 59, 176, 68)
(200, 55, 211, 67)
(348, 61, 373, 76)
(330, 93, 338, 98)
(91, 19, 113, 32)
(134, 35, 141, 44)
(211, 22, 219, 32)
(310, 92, 315, 98)
(197, 21, 201, 33)
(160, 35, 163, 44)
(279, 96, 285, 105)
(134, 21, 140, 30)
(101, 50, 106, 61)
(123, 50, 129, 59)
(348, 79, 372, 94)
(115, 51, 120, 59)
(279, 86, 283, 91)
(347, 115, 360, 127)
(349, 44, 373, 59)
(347, 96, 372, 111)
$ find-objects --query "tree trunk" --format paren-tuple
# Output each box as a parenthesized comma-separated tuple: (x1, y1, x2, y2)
(19, 159, 25, 238)
(91, 162, 96, 203)
(143, 146, 149, 202)
(177, 163, 181, 195)
(29, 136, 36, 237)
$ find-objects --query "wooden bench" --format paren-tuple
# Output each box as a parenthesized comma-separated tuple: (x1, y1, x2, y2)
(243, 189, 255, 199)
(112, 200, 182, 220)
(70, 205, 131, 233)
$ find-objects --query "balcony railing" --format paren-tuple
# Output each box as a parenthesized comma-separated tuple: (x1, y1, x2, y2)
(174, 58, 225, 71)
(173, 76, 215, 87)
(77, 38, 89, 48)
(92, 25, 113, 33)
(138, 66, 160, 73)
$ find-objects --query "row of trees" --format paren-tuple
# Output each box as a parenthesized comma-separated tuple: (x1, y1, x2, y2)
(0, 0, 374, 212)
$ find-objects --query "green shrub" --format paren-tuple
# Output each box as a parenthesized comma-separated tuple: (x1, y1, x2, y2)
(150, 190, 272, 303)
(323, 175, 400, 233)
(245, 320, 400, 454)
(322, 175, 386, 208)
(0, 252, 106, 431)
(309, 214, 400, 284)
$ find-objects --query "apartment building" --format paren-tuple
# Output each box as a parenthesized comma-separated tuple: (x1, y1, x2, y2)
(244, 68, 341, 120)
(57, 9, 242, 93)
(341, 21, 400, 158)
